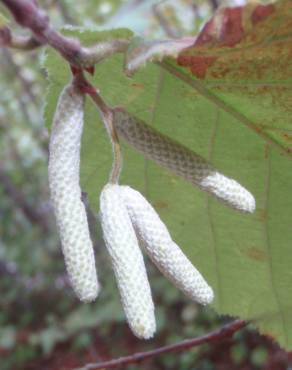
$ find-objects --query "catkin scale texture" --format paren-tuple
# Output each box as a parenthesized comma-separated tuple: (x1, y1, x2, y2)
(100, 184, 156, 339)
(120, 186, 214, 305)
(48, 85, 99, 302)
(113, 109, 255, 213)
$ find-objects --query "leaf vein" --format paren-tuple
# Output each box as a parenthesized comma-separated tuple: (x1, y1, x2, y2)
(264, 145, 288, 345)
(206, 108, 222, 307)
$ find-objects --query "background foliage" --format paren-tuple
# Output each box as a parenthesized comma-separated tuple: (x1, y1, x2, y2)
(1, 0, 292, 369)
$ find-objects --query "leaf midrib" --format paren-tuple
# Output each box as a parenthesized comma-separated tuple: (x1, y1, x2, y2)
(161, 61, 292, 160)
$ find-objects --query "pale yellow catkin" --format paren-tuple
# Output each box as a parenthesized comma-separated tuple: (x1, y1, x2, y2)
(120, 185, 214, 305)
(100, 184, 156, 339)
(48, 84, 99, 302)
(113, 108, 255, 213)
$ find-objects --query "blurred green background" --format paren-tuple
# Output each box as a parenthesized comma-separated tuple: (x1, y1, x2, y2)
(0, 0, 291, 369)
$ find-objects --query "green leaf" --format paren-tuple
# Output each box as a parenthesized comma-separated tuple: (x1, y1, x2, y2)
(44, 2, 292, 350)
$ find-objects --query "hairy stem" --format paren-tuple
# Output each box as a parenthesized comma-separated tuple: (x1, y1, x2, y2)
(73, 73, 122, 184)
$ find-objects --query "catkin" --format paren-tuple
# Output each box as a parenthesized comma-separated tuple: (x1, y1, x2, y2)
(113, 108, 255, 213)
(100, 184, 156, 339)
(48, 84, 99, 302)
(120, 186, 214, 305)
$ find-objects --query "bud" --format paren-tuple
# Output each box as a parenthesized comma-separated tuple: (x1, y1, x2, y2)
(80, 39, 129, 68)
(120, 186, 214, 305)
(48, 84, 99, 302)
(100, 184, 156, 339)
(113, 108, 255, 213)
(124, 36, 195, 76)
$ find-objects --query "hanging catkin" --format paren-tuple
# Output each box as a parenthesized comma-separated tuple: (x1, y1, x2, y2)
(100, 184, 156, 339)
(48, 84, 99, 302)
(113, 108, 255, 213)
(120, 186, 214, 305)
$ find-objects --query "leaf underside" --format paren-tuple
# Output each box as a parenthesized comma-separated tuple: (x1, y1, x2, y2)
(44, 1, 292, 349)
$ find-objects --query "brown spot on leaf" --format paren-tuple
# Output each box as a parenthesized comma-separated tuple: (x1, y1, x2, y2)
(220, 7, 244, 47)
(194, 6, 244, 48)
(177, 55, 193, 67)
(246, 247, 268, 262)
(177, 55, 217, 79)
(258, 209, 268, 222)
(131, 83, 144, 90)
(264, 144, 270, 159)
(282, 133, 292, 142)
(255, 126, 263, 135)
(153, 201, 169, 210)
(191, 56, 217, 79)
(176, 3, 282, 79)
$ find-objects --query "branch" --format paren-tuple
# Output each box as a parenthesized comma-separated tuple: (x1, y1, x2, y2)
(1, 0, 129, 67)
(2, 0, 81, 61)
(79, 319, 247, 370)
(0, 26, 42, 49)
(73, 73, 122, 184)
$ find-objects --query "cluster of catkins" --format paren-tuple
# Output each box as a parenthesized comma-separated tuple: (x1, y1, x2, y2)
(48, 82, 255, 339)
